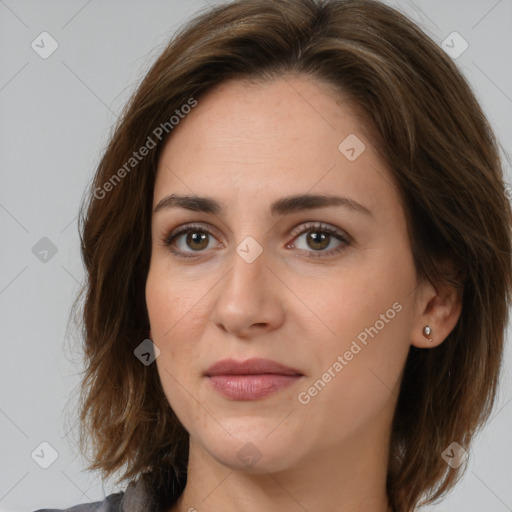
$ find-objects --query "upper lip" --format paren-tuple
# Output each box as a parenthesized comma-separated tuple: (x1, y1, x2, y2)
(204, 358, 303, 376)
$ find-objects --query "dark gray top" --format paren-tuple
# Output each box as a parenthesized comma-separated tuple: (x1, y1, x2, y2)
(32, 474, 184, 512)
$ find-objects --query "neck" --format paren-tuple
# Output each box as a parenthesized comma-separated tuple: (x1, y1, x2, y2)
(170, 419, 393, 512)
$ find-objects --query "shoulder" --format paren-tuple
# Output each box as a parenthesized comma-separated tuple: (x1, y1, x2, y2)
(32, 471, 184, 512)
(32, 490, 125, 512)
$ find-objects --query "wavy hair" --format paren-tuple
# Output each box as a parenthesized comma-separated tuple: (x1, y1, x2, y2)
(68, 0, 512, 510)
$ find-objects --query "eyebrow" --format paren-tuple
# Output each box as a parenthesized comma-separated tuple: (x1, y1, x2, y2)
(153, 193, 372, 217)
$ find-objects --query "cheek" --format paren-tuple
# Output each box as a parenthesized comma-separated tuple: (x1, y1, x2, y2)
(146, 268, 205, 364)
(298, 297, 411, 442)
(307, 249, 415, 400)
(315, 290, 409, 389)
(314, 262, 409, 348)
(146, 270, 204, 420)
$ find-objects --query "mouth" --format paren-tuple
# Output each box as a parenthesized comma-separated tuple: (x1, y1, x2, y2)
(204, 358, 304, 401)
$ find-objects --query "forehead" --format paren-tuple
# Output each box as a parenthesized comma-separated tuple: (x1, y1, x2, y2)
(153, 75, 397, 218)
(159, 75, 362, 163)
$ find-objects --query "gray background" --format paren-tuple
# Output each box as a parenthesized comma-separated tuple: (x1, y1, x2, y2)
(0, 1, 511, 511)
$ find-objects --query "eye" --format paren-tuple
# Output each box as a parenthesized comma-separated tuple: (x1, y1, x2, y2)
(160, 223, 220, 259)
(286, 221, 350, 258)
(159, 221, 351, 259)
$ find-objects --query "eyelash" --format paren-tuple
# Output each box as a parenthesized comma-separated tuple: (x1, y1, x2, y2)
(159, 221, 351, 260)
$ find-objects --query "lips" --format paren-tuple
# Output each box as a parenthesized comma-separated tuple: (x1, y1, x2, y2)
(204, 358, 302, 377)
(204, 358, 303, 401)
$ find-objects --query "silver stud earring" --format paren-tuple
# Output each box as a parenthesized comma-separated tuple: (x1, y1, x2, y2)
(423, 325, 433, 342)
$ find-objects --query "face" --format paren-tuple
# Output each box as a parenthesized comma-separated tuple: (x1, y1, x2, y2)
(145, 75, 425, 473)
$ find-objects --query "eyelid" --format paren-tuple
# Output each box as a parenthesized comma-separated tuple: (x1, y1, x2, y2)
(288, 221, 351, 242)
(167, 222, 220, 239)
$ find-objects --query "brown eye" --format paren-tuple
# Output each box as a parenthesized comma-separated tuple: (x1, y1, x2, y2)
(305, 231, 331, 251)
(183, 231, 209, 251)
(288, 222, 350, 258)
(160, 223, 220, 259)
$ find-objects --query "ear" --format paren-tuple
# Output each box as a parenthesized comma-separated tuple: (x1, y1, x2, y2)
(411, 273, 463, 349)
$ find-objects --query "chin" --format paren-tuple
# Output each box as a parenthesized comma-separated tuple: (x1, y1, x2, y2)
(204, 436, 299, 473)
(189, 418, 306, 473)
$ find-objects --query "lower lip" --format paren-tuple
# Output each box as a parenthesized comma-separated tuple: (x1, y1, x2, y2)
(207, 374, 302, 400)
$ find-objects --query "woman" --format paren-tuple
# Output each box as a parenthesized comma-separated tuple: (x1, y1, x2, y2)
(34, 0, 512, 511)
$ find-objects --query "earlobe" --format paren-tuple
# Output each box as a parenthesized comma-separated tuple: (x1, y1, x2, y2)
(422, 324, 433, 342)
(411, 278, 463, 349)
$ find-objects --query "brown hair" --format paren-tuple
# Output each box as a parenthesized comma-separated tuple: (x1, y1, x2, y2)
(68, 0, 512, 510)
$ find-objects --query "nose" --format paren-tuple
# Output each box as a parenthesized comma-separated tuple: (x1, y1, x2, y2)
(209, 245, 286, 338)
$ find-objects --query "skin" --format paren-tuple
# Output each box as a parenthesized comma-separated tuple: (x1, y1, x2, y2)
(145, 74, 462, 512)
